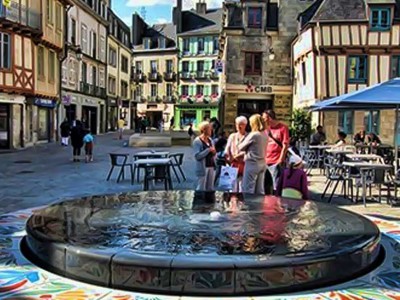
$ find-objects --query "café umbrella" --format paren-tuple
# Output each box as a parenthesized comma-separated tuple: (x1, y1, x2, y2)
(310, 78, 400, 169)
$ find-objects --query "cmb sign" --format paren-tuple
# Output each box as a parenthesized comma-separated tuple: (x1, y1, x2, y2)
(245, 84, 273, 94)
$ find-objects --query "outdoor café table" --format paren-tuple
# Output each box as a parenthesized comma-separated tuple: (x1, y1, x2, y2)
(134, 151, 170, 158)
(345, 154, 382, 162)
(309, 145, 333, 150)
(343, 161, 393, 207)
(133, 158, 173, 190)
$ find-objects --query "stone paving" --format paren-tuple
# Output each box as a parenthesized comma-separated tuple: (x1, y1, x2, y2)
(0, 131, 399, 218)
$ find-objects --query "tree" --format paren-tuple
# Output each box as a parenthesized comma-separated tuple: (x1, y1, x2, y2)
(290, 109, 312, 142)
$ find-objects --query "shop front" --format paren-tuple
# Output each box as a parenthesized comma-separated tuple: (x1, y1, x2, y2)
(137, 102, 175, 130)
(0, 103, 10, 149)
(174, 104, 219, 130)
(34, 99, 56, 142)
(0, 94, 25, 149)
(222, 84, 292, 132)
(107, 98, 118, 132)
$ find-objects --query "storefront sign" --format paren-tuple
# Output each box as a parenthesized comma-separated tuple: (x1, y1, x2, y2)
(34, 98, 56, 108)
(62, 95, 72, 106)
(246, 84, 273, 94)
(216, 60, 223, 73)
(3, 0, 11, 8)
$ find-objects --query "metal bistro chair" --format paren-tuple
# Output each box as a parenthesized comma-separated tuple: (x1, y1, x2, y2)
(168, 153, 187, 183)
(106, 153, 133, 184)
(142, 162, 173, 191)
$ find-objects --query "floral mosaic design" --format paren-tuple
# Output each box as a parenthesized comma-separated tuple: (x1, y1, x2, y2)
(0, 209, 400, 299)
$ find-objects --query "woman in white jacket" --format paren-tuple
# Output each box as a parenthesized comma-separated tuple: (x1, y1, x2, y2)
(193, 121, 217, 191)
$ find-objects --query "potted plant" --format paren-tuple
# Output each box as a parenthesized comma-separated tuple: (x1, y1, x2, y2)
(289, 108, 312, 147)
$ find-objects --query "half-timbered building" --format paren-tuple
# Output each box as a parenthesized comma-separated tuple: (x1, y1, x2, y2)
(293, 0, 400, 144)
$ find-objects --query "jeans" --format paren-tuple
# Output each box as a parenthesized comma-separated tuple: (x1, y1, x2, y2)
(73, 147, 81, 156)
(267, 163, 282, 192)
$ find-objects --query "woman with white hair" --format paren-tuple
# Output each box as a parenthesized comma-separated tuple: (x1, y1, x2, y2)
(193, 121, 217, 191)
(225, 116, 248, 192)
(238, 114, 268, 194)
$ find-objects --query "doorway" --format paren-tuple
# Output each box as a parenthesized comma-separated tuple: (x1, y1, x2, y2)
(82, 106, 98, 135)
(0, 104, 10, 149)
(65, 104, 77, 124)
(147, 111, 163, 129)
(237, 99, 273, 119)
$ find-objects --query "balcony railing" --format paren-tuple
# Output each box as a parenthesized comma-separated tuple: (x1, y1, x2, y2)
(131, 72, 146, 82)
(148, 95, 162, 103)
(95, 86, 106, 98)
(164, 72, 176, 81)
(196, 71, 208, 79)
(148, 72, 161, 82)
(80, 82, 90, 94)
(0, 2, 42, 31)
(80, 82, 106, 98)
(163, 96, 176, 103)
(180, 72, 192, 80)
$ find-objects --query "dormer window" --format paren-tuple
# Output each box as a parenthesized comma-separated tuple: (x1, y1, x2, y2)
(370, 8, 391, 31)
(159, 37, 165, 49)
(144, 38, 151, 49)
(248, 7, 262, 29)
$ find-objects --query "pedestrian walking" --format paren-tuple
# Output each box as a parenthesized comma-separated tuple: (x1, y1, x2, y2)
(262, 109, 290, 194)
(117, 118, 125, 140)
(60, 118, 71, 146)
(193, 121, 217, 191)
(170, 116, 174, 130)
(70, 120, 84, 162)
(83, 129, 94, 163)
(238, 114, 267, 194)
(188, 123, 195, 146)
(225, 116, 248, 192)
(141, 117, 147, 134)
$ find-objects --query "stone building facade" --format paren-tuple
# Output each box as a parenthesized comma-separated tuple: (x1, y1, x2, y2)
(220, 0, 315, 132)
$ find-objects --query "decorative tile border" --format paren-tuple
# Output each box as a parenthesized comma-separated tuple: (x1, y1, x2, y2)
(1, 209, 400, 299)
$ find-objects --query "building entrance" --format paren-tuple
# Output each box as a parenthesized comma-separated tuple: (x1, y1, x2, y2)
(0, 104, 10, 149)
(82, 106, 98, 135)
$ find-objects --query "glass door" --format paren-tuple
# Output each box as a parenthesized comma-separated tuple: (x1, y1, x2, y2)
(0, 104, 9, 149)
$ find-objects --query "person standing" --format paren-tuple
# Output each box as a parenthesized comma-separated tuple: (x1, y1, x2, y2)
(60, 118, 71, 146)
(140, 117, 147, 134)
(188, 123, 195, 146)
(170, 116, 175, 130)
(238, 114, 267, 194)
(70, 120, 84, 162)
(225, 116, 248, 192)
(117, 118, 125, 140)
(262, 110, 290, 194)
(193, 122, 217, 191)
(83, 129, 94, 163)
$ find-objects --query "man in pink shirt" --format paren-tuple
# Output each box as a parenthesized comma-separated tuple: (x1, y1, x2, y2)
(262, 110, 290, 193)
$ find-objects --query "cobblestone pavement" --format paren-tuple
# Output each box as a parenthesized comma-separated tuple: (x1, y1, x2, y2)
(0, 131, 399, 218)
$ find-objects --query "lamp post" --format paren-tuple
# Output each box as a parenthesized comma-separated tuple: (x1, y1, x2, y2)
(269, 48, 275, 61)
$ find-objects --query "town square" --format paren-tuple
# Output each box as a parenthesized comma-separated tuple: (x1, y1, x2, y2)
(2, 0, 400, 299)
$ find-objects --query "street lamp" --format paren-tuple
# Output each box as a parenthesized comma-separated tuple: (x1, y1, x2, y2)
(269, 48, 275, 61)
(76, 47, 83, 61)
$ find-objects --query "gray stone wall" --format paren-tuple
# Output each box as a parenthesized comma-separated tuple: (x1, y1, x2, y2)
(225, 0, 314, 86)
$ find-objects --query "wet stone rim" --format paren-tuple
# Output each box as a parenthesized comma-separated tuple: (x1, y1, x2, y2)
(22, 191, 382, 296)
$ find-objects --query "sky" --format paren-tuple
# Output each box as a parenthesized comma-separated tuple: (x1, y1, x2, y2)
(112, 0, 223, 27)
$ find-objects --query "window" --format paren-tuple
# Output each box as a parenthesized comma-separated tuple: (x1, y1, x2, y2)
(69, 58, 76, 84)
(301, 61, 307, 85)
(135, 61, 142, 72)
(70, 18, 76, 44)
(151, 84, 157, 97)
(248, 7, 262, 28)
(391, 56, 400, 78)
(159, 37, 165, 48)
(266, 3, 279, 30)
(166, 83, 173, 96)
(121, 56, 128, 73)
(364, 111, 380, 134)
(245, 52, 262, 75)
(100, 36, 105, 61)
(46, 0, 53, 24)
(0, 33, 11, 69)
(48, 51, 55, 82)
(183, 38, 190, 53)
(91, 32, 97, 58)
(211, 85, 219, 95)
(144, 38, 151, 49)
(81, 24, 88, 53)
(370, 8, 391, 31)
(82, 62, 87, 83)
(108, 47, 116, 67)
(197, 85, 204, 95)
(181, 85, 189, 96)
(213, 36, 219, 53)
(121, 80, 128, 98)
(150, 60, 157, 73)
(92, 66, 97, 85)
(197, 61, 204, 72)
(338, 111, 354, 134)
(56, 4, 62, 30)
(166, 60, 173, 73)
(62, 63, 67, 83)
(99, 68, 105, 87)
(198, 38, 204, 53)
(348, 56, 367, 83)
(182, 61, 189, 72)
(108, 76, 116, 94)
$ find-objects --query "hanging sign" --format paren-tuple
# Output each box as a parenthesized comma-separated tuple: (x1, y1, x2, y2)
(3, 0, 11, 8)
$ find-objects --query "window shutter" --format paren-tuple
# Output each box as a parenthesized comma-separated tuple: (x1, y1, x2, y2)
(190, 38, 196, 54)
(267, 3, 279, 31)
(189, 85, 195, 96)
(204, 85, 210, 96)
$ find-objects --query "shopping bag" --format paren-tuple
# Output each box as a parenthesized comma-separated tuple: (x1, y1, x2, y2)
(218, 166, 239, 191)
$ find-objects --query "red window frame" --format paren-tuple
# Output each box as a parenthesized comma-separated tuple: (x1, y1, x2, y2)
(248, 7, 262, 28)
(244, 52, 262, 76)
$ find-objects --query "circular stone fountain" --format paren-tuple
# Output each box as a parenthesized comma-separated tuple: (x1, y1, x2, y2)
(22, 191, 382, 296)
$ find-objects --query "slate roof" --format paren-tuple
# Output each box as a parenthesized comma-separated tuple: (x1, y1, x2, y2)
(179, 8, 223, 36)
(299, 0, 400, 28)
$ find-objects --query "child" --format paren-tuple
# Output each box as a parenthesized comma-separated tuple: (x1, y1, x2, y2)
(276, 155, 309, 200)
(83, 129, 94, 163)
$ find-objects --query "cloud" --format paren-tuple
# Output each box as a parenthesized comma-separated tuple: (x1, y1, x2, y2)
(126, 0, 223, 9)
(155, 18, 168, 24)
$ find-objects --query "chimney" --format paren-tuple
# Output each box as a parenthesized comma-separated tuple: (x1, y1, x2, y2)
(173, 0, 182, 33)
(196, 0, 207, 15)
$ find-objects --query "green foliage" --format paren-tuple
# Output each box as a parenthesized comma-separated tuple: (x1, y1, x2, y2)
(290, 109, 312, 142)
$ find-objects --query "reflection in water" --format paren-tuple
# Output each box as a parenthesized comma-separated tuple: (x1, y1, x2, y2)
(27, 191, 377, 257)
